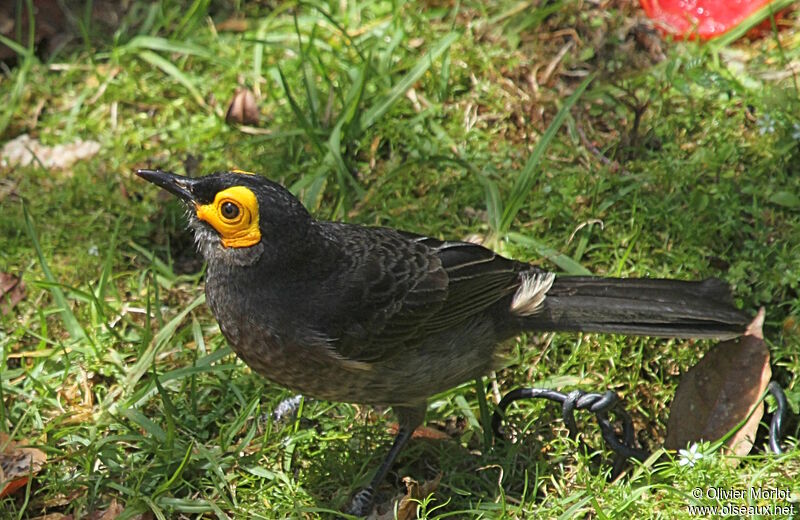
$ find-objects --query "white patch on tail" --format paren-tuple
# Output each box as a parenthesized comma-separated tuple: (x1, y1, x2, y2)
(510, 272, 556, 316)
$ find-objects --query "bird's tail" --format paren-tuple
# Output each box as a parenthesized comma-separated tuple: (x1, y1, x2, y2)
(523, 277, 750, 339)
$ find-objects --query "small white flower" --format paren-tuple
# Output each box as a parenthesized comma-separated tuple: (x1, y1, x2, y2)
(678, 443, 704, 467)
(757, 114, 776, 135)
(791, 123, 800, 141)
(88, 245, 99, 256)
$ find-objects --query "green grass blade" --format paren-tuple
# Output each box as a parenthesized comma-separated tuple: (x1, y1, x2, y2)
(290, 169, 328, 210)
(124, 35, 216, 60)
(154, 441, 194, 497)
(507, 232, 591, 275)
(136, 50, 206, 106)
(193, 442, 236, 508)
(174, 0, 210, 39)
(153, 366, 178, 451)
(0, 47, 33, 134)
(295, 13, 319, 124)
(338, 63, 368, 134)
(709, 0, 796, 49)
(277, 67, 326, 155)
(109, 293, 205, 409)
(0, 34, 31, 57)
(97, 217, 122, 300)
(477, 174, 503, 235)
(499, 72, 596, 234)
(327, 122, 365, 197)
(557, 491, 592, 520)
(359, 31, 460, 130)
(301, 2, 369, 64)
(23, 203, 88, 342)
(252, 4, 296, 83)
(122, 407, 166, 443)
(129, 242, 178, 287)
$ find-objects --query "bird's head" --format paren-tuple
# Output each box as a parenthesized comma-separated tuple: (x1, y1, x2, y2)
(136, 169, 312, 266)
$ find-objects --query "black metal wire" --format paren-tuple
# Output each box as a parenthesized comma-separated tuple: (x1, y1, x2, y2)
(492, 380, 795, 477)
(767, 381, 788, 455)
(492, 387, 648, 478)
(271, 380, 793, 480)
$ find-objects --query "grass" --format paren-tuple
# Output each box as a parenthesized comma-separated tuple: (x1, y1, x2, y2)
(1, 0, 799, 518)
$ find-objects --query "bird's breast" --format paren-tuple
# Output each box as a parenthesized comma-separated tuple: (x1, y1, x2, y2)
(204, 265, 374, 401)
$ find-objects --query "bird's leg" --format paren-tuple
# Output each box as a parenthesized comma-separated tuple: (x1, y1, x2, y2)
(346, 403, 426, 516)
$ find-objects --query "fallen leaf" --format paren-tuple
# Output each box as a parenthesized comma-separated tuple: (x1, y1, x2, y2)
(0, 272, 25, 315)
(225, 88, 259, 126)
(40, 487, 87, 508)
(665, 309, 770, 462)
(29, 514, 73, 520)
(0, 432, 47, 498)
(216, 17, 248, 32)
(369, 474, 442, 520)
(387, 423, 451, 441)
(85, 499, 124, 520)
(0, 134, 101, 170)
(783, 315, 799, 336)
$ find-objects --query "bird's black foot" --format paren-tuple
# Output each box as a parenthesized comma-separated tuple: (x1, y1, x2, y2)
(343, 405, 424, 516)
(345, 486, 375, 517)
(492, 387, 648, 478)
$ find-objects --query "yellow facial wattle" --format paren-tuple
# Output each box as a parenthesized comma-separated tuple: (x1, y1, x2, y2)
(195, 186, 261, 248)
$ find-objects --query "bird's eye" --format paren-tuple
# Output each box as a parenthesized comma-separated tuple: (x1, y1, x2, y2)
(220, 201, 240, 220)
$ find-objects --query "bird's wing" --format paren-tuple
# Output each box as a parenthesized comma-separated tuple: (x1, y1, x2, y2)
(405, 234, 524, 334)
(323, 225, 525, 362)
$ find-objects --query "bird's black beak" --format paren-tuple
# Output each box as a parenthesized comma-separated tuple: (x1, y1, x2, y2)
(136, 169, 198, 203)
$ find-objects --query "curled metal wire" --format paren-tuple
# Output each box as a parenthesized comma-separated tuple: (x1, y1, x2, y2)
(492, 388, 648, 478)
(492, 381, 794, 477)
(767, 381, 788, 455)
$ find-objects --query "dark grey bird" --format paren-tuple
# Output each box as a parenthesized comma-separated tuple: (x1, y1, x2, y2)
(136, 169, 750, 515)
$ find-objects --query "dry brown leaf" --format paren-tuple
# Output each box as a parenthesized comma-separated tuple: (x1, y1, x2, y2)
(369, 474, 441, 520)
(29, 514, 73, 520)
(40, 487, 87, 508)
(386, 423, 451, 441)
(0, 432, 47, 497)
(783, 315, 799, 336)
(0, 272, 25, 315)
(216, 17, 248, 32)
(31, 499, 143, 520)
(84, 499, 124, 520)
(225, 88, 259, 126)
(665, 309, 770, 462)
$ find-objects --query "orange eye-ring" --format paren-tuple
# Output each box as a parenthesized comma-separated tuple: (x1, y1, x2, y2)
(195, 186, 261, 248)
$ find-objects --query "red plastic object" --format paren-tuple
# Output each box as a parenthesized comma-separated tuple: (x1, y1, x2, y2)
(640, 0, 777, 40)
